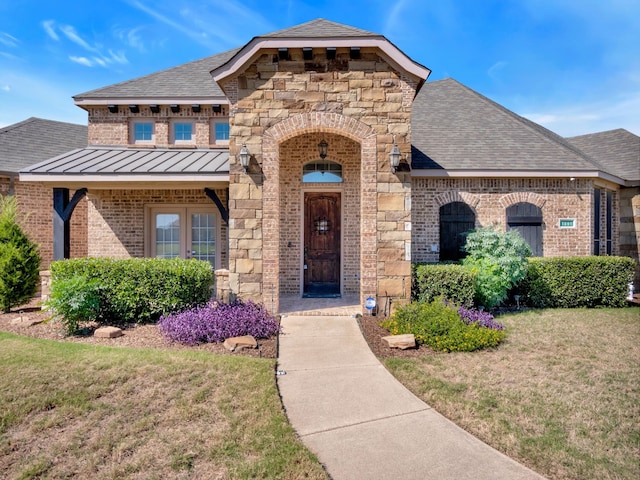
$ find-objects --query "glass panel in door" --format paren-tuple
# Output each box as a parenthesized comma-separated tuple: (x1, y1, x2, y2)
(190, 213, 216, 266)
(155, 213, 181, 258)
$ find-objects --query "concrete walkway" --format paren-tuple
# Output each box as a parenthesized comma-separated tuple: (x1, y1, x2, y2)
(277, 314, 546, 480)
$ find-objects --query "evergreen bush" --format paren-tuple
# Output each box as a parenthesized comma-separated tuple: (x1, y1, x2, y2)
(45, 275, 102, 335)
(412, 263, 475, 306)
(462, 227, 531, 309)
(50, 257, 214, 323)
(0, 195, 41, 312)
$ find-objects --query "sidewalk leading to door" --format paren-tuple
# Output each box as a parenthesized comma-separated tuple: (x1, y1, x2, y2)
(277, 315, 546, 480)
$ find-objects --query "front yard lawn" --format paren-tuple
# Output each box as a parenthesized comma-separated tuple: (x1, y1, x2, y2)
(384, 307, 640, 480)
(0, 333, 326, 479)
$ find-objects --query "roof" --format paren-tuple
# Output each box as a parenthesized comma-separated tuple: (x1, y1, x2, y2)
(0, 117, 87, 175)
(566, 129, 640, 185)
(74, 48, 240, 102)
(263, 18, 377, 38)
(411, 79, 611, 178)
(20, 147, 229, 185)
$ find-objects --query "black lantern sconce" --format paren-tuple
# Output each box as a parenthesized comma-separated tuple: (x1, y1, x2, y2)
(318, 139, 328, 160)
(238, 144, 250, 172)
(389, 138, 401, 173)
(314, 216, 331, 234)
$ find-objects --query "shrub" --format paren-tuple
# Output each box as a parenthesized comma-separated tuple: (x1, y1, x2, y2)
(0, 195, 41, 312)
(50, 258, 214, 323)
(381, 299, 505, 352)
(45, 276, 102, 335)
(462, 227, 531, 309)
(412, 263, 475, 307)
(158, 300, 280, 346)
(518, 256, 636, 308)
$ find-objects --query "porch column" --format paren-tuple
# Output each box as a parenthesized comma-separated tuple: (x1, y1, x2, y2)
(53, 188, 87, 261)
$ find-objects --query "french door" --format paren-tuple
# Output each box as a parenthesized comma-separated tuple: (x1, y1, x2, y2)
(149, 206, 219, 268)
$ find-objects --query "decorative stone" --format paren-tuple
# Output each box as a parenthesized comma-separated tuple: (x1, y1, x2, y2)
(382, 334, 416, 350)
(223, 335, 258, 352)
(94, 326, 123, 338)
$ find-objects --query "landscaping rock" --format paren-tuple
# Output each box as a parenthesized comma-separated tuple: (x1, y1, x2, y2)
(94, 326, 123, 338)
(223, 335, 257, 352)
(382, 334, 416, 350)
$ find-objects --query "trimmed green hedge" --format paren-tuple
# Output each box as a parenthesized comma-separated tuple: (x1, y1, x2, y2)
(412, 263, 475, 307)
(518, 256, 636, 308)
(50, 258, 214, 323)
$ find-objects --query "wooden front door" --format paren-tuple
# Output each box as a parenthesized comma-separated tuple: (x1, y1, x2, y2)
(304, 192, 341, 296)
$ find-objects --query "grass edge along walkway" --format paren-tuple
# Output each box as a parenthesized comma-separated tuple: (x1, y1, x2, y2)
(0, 332, 327, 480)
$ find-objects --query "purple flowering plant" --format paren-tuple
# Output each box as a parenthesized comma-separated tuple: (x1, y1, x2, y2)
(158, 299, 280, 346)
(458, 305, 505, 330)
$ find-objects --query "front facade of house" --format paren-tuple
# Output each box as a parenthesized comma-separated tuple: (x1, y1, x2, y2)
(20, 19, 639, 312)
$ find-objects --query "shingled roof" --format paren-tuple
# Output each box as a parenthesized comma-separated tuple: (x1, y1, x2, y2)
(0, 117, 87, 175)
(74, 48, 239, 100)
(567, 129, 640, 185)
(263, 18, 377, 38)
(411, 78, 607, 175)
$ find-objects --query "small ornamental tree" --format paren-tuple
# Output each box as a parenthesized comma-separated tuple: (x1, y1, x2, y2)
(0, 195, 41, 312)
(462, 227, 531, 309)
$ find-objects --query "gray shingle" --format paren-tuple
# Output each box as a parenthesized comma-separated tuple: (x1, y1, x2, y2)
(74, 48, 240, 100)
(20, 147, 229, 175)
(567, 129, 640, 183)
(411, 78, 603, 173)
(0, 118, 87, 174)
(262, 18, 377, 38)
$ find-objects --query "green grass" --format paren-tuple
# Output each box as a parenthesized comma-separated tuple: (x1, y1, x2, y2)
(0, 332, 327, 480)
(384, 307, 640, 480)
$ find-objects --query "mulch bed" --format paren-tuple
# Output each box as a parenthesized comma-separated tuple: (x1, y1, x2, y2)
(0, 300, 434, 360)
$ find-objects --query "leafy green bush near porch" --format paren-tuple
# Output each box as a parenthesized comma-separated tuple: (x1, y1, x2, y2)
(49, 258, 214, 324)
(381, 298, 505, 352)
(412, 263, 475, 307)
(517, 256, 636, 308)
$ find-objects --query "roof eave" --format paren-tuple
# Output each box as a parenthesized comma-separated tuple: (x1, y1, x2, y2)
(74, 96, 229, 106)
(18, 172, 230, 188)
(211, 37, 431, 84)
(410, 169, 627, 185)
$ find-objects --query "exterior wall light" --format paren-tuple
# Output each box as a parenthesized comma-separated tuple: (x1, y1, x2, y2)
(389, 141, 401, 173)
(318, 139, 328, 160)
(107, 104, 118, 113)
(239, 144, 250, 172)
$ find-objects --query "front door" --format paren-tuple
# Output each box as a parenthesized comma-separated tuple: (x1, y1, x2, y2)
(304, 192, 341, 297)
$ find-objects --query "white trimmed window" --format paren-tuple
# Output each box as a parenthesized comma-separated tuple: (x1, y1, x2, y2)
(147, 205, 220, 268)
(130, 120, 155, 144)
(171, 121, 194, 145)
(211, 120, 230, 145)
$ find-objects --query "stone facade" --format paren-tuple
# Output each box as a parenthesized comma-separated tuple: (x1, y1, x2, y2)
(219, 47, 417, 309)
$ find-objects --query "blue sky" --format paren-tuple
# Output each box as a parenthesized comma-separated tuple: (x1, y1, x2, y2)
(1, 0, 638, 136)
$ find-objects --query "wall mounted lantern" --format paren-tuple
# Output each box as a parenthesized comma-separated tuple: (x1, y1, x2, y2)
(318, 139, 328, 160)
(149, 104, 160, 113)
(191, 104, 201, 113)
(170, 104, 180, 113)
(238, 144, 250, 172)
(107, 104, 118, 113)
(128, 104, 139, 113)
(389, 140, 401, 173)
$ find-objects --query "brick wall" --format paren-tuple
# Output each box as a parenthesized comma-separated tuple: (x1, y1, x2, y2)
(411, 178, 600, 262)
(1, 176, 87, 268)
(86, 188, 228, 267)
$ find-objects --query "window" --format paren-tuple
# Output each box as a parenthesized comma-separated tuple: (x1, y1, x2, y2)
(507, 202, 543, 256)
(211, 119, 230, 145)
(303, 160, 343, 183)
(172, 122, 193, 144)
(130, 121, 154, 144)
(606, 191, 613, 255)
(439, 202, 475, 261)
(148, 206, 219, 268)
(593, 188, 601, 255)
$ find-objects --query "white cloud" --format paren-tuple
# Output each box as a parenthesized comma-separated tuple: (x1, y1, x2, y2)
(69, 56, 93, 67)
(42, 20, 59, 41)
(59, 25, 97, 53)
(1, 85, 10, 92)
(114, 26, 146, 52)
(0, 32, 19, 48)
(488, 61, 507, 80)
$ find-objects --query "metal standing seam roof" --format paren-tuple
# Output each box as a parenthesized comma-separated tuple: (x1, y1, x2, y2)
(411, 78, 609, 174)
(20, 147, 230, 176)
